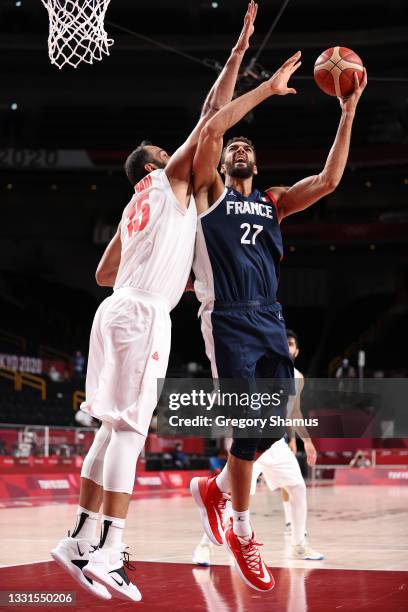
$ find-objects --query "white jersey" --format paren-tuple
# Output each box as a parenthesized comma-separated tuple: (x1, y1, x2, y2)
(114, 169, 197, 310)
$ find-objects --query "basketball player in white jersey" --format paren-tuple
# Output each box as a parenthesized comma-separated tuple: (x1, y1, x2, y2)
(250, 329, 323, 561)
(279, 331, 315, 536)
(50, 3, 258, 602)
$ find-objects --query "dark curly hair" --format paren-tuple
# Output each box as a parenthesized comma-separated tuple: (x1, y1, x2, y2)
(124, 140, 154, 185)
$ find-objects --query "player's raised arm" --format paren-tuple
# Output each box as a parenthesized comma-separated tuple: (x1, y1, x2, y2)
(199, 51, 301, 142)
(95, 224, 122, 287)
(193, 52, 301, 207)
(271, 69, 367, 221)
(201, 1, 258, 116)
(165, 2, 257, 206)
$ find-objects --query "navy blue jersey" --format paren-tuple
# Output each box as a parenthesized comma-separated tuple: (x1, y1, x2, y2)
(194, 186, 283, 307)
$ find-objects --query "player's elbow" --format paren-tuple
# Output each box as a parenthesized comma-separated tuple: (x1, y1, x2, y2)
(95, 271, 105, 286)
(202, 120, 223, 141)
(327, 178, 340, 193)
(95, 268, 110, 286)
(321, 174, 340, 194)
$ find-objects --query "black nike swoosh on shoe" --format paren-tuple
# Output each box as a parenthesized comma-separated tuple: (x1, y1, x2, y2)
(77, 543, 85, 557)
(71, 558, 92, 583)
(109, 565, 131, 586)
(111, 576, 124, 587)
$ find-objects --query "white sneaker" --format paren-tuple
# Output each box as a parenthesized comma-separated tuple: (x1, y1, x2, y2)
(83, 544, 141, 602)
(284, 522, 292, 536)
(192, 542, 211, 566)
(291, 539, 324, 561)
(51, 536, 111, 600)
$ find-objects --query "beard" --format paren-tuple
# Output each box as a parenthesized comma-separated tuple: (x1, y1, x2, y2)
(225, 160, 255, 179)
(152, 159, 167, 170)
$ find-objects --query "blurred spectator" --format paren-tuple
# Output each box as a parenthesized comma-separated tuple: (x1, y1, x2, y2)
(0, 440, 6, 455)
(350, 450, 371, 468)
(373, 370, 384, 378)
(172, 442, 189, 469)
(73, 350, 85, 378)
(48, 365, 62, 382)
(335, 358, 356, 379)
(187, 362, 203, 375)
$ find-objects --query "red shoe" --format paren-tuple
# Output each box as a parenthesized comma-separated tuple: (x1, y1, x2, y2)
(225, 526, 275, 592)
(190, 475, 230, 545)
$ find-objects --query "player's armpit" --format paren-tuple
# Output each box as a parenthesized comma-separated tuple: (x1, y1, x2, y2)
(184, 272, 195, 293)
(95, 225, 121, 287)
(194, 174, 225, 216)
(274, 173, 336, 220)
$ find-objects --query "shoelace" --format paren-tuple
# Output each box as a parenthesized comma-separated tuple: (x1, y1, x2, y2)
(216, 493, 231, 527)
(216, 492, 231, 512)
(121, 548, 136, 571)
(240, 536, 263, 572)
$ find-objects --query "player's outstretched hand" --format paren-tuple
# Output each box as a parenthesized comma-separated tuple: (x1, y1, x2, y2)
(266, 51, 302, 96)
(339, 68, 367, 114)
(234, 1, 258, 56)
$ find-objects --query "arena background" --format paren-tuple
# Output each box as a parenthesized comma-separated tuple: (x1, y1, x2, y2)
(0, 1, 407, 610)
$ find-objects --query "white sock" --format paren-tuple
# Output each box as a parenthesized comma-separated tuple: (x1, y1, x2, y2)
(99, 514, 125, 548)
(286, 483, 307, 546)
(232, 509, 251, 537)
(283, 500, 291, 524)
(215, 464, 230, 493)
(71, 505, 98, 540)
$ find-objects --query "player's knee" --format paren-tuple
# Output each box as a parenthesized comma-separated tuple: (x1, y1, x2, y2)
(80, 422, 112, 484)
(230, 438, 260, 461)
(286, 481, 306, 501)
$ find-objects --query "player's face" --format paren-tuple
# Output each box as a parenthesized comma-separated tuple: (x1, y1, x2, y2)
(287, 336, 299, 360)
(223, 141, 257, 179)
(145, 145, 171, 169)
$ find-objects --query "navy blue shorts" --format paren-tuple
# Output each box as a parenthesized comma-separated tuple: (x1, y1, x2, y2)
(204, 299, 295, 458)
(211, 299, 294, 388)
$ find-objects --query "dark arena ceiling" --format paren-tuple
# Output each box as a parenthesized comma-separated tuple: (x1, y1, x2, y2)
(0, 0, 407, 150)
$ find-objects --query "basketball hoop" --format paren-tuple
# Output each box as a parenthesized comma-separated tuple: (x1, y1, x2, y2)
(41, 0, 114, 69)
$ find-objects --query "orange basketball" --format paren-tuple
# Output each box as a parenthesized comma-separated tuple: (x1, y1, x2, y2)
(314, 47, 364, 97)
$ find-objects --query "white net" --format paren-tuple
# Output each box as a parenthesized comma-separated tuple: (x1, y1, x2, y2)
(41, 0, 114, 69)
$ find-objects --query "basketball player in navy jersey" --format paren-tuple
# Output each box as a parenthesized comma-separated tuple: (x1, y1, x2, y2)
(190, 53, 367, 591)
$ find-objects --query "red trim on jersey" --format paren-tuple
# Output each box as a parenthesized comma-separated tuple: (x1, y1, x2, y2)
(264, 189, 279, 217)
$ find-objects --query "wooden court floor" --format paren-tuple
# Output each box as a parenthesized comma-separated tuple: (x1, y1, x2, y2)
(1, 485, 407, 571)
(0, 485, 407, 611)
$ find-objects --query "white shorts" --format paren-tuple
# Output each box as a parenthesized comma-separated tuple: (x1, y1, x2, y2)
(80, 287, 171, 436)
(250, 437, 304, 494)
